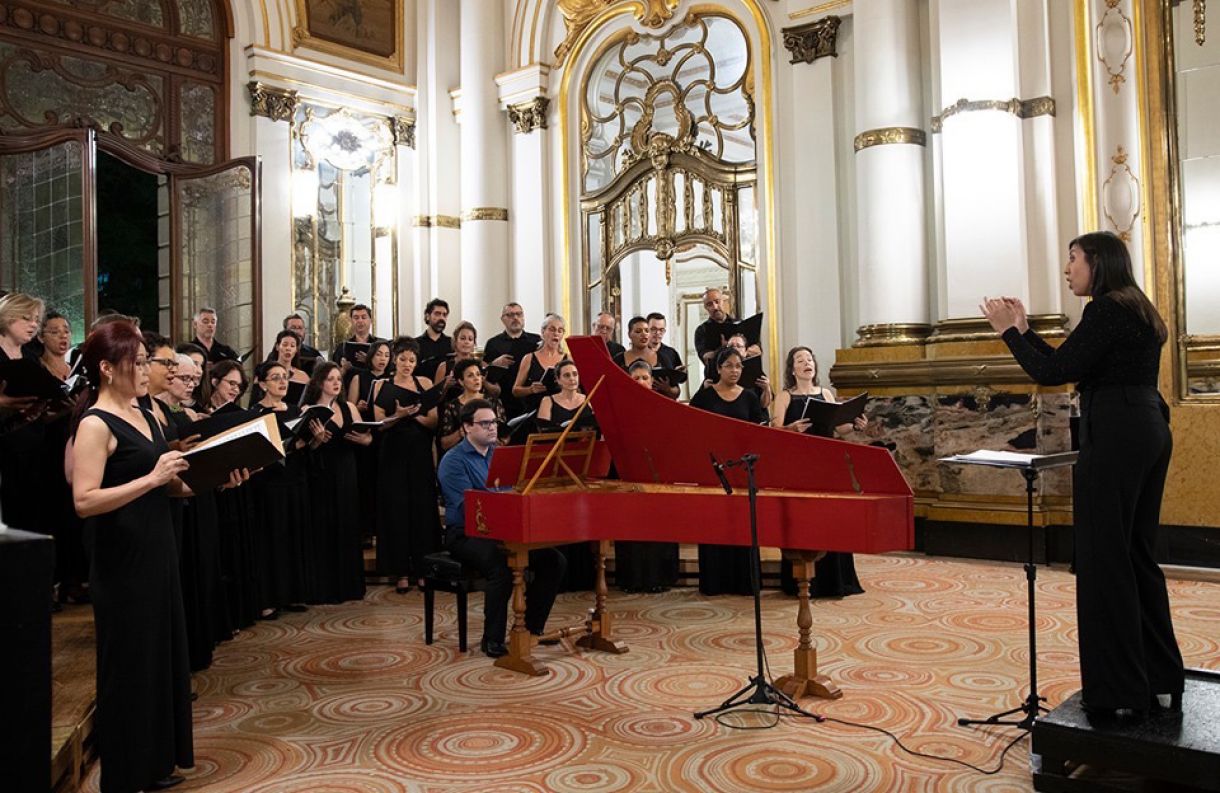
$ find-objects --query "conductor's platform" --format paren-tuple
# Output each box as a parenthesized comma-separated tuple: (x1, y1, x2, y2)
(1032, 668, 1220, 792)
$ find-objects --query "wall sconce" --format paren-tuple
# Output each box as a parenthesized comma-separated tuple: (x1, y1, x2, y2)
(292, 168, 319, 218)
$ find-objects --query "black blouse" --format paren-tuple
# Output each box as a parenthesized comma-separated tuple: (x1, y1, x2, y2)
(689, 386, 766, 424)
(1001, 294, 1161, 391)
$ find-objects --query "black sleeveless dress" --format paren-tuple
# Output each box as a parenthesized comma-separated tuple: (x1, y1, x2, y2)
(688, 387, 765, 596)
(168, 408, 228, 670)
(375, 379, 441, 580)
(0, 345, 45, 531)
(249, 404, 309, 609)
(543, 397, 598, 591)
(520, 354, 550, 415)
(306, 401, 366, 603)
(82, 408, 193, 793)
(779, 391, 864, 598)
(210, 406, 259, 629)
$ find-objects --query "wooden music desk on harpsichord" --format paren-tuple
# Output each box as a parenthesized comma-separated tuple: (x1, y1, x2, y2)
(465, 335, 914, 700)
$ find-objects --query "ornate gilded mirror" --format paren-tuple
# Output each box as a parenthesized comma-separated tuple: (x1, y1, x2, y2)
(1165, 0, 1220, 398)
(580, 12, 758, 363)
(291, 103, 399, 352)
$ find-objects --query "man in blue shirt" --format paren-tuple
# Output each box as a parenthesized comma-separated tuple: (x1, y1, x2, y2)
(437, 399, 566, 658)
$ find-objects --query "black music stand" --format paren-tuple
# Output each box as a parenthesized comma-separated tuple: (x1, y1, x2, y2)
(694, 453, 824, 724)
(939, 450, 1078, 731)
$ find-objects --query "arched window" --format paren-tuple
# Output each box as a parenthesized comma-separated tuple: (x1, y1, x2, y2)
(577, 11, 760, 383)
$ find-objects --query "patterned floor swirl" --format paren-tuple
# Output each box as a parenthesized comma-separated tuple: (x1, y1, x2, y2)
(81, 555, 1219, 792)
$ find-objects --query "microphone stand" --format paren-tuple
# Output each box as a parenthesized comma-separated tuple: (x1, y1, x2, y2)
(694, 453, 824, 723)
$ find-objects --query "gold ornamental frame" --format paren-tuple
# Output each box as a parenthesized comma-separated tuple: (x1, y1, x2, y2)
(292, 0, 406, 74)
(558, 0, 782, 377)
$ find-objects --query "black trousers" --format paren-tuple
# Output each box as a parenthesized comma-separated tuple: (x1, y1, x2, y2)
(445, 529, 566, 644)
(1075, 386, 1184, 710)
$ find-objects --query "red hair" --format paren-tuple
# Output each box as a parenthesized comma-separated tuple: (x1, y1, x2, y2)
(70, 320, 145, 433)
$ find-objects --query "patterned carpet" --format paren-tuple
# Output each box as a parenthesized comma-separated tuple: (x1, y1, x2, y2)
(81, 554, 1220, 793)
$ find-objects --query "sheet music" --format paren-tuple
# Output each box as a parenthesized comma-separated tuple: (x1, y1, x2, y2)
(186, 416, 271, 455)
(950, 450, 1041, 465)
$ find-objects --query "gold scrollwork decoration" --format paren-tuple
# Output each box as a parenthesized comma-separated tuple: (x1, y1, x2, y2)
(854, 323, 934, 347)
(474, 501, 490, 535)
(555, 0, 680, 66)
(461, 207, 510, 222)
(1096, 0, 1134, 93)
(1101, 145, 1140, 242)
(781, 16, 841, 64)
(930, 96, 1056, 133)
(853, 126, 926, 152)
(507, 97, 550, 134)
(248, 81, 299, 123)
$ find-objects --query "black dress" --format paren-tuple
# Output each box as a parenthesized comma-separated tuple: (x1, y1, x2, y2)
(518, 354, 551, 417)
(209, 407, 259, 629)
(375, 380, 441, 581)
(82, 408, 192, 793)
(544, 397, 597, 591)
(350, 368, 386, 544)
(306, 401, 366, 603)
(249, 405, 309, 609)
(168, 409, 228, 670)
(688, 386, 765, 596)
(779, 391, 865, 598)
(1002, 294, 1183, 711)
(0, 344, 45, 532)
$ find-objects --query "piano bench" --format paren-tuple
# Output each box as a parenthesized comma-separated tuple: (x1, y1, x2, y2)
(421, 551, 486, 653)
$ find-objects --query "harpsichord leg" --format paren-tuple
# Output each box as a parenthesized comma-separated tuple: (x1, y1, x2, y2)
(494, 546, 549, 676)
(774, 553, 841, 700)
(575, 540, 629, 654)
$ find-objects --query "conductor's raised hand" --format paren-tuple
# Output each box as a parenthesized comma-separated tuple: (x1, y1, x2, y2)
(149, 450, 189, 486)
(1002, 296, 1030, 334)
(979, 296, 1020, 333)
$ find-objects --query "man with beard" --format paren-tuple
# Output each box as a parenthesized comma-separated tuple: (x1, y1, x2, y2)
(414, 298, 453, 381)
(482, 302, 542, 420)
(331, 304, 384, 377)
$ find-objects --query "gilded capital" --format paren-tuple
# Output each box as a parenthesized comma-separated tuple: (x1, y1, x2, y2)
(393, 115, 416, 149)
(247, 81, 298, 123)
(508, 97, 550, 134)
(781, 16, 841, 64)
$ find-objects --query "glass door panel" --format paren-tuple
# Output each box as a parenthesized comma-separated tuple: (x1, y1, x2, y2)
(0, 131, 92, 343)
(173, 157, 260, 366)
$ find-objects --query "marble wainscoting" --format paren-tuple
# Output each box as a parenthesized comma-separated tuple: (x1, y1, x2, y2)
(841, 391, 1074, 505)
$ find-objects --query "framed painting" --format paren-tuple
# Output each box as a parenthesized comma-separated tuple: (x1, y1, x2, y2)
(293, 0, 404, 72)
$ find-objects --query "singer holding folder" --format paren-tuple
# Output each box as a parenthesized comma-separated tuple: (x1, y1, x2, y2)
(981, 231, 1183, 723)
(69, 321, 247, 793)
(771, 347, 867, 599)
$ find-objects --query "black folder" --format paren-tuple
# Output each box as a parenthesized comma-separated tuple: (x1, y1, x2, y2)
(283, 404, 335, 441)
(652, 365, 688, 385)
(373, 380, 445, 414)
(538, 367, 561, 396)
(179, 413, 285, 492)
(285, 380, 307, 407)
(740, 354, 766, 388)
(725, 313, 764, 347)
(336, 341, 371, 367)
(0, 359, 69, 401)
(796, 392, 868, 435)
(185, 402, 249, 441)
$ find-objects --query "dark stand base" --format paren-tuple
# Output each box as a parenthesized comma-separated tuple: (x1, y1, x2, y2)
(694, 673, 824, 723)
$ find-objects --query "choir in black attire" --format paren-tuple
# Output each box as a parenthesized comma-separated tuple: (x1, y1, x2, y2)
(483, 303, 542, 419)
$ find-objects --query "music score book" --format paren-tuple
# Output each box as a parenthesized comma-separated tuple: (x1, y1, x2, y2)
(940, 450, 1079, 470)
(0, 358, 72, 401)
(372, 380, 445, 414)
(180, 413, 284, 492)
(794, 392, 868, 435)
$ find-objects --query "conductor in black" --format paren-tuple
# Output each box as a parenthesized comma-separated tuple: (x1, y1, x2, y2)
(980, 231, 1183, 723)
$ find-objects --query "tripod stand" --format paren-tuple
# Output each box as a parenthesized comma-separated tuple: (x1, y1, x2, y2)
(694, 453, 823, 723)
(942, 452, 1077, 731)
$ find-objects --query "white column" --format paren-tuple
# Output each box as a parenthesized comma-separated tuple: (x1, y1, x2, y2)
(497, 66, 552, 324)
(416, 0, 462, 324)
(853, 0, 929, 339)
(459, 0, 511, 334)
(778, 18, 844, 367)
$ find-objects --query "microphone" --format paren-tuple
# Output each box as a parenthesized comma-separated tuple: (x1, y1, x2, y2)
(709, 453, 733, 495)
